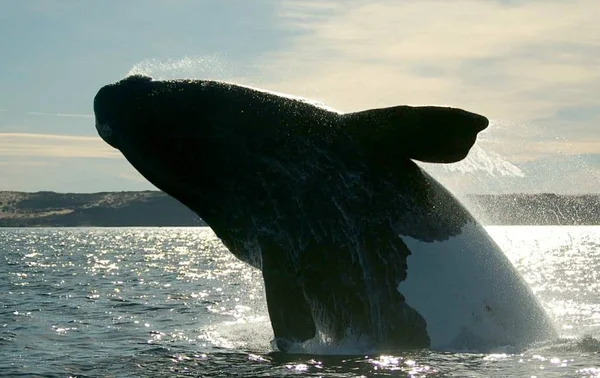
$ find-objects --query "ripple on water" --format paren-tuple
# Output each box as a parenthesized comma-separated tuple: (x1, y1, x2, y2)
(0, 226, 599, 377)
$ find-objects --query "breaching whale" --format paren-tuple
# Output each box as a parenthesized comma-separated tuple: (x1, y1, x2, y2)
(93, 75, 557, 353)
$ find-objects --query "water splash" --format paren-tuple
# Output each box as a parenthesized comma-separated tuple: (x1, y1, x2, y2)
(126, 55, 244, 82)
(437, 144, 525, 178)
(125, 56, 338, 113)
(420, 119, 525, 178)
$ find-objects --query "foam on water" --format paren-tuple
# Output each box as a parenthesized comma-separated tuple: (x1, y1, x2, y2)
(199, 317, 274, 351)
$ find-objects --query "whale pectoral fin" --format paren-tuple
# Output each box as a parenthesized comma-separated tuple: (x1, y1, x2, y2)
(382, 293, 430, 349)
(343, 105, 489, 163)
(260, 245, 316, 350)
(262, 268, 316, 348)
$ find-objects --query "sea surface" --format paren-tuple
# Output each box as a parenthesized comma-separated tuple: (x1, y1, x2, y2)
(1, 226, 599, 377)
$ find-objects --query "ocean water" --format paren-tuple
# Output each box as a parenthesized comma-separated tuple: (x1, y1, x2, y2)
(1, 226, 599, 377)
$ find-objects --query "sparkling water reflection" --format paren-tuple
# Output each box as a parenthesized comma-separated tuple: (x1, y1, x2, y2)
(1, 226, 599, 377)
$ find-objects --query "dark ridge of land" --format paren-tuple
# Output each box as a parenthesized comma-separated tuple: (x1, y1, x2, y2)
(0, 191, 204, 227)
(0, 191, 598, 227)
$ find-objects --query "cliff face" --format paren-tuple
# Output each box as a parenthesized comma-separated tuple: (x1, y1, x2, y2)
(0, 191, 204, 227)
(0, 191, 598, 227)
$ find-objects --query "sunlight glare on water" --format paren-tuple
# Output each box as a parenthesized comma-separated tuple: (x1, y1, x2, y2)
(488, 226, 600, 339)
(1, 226, 599, 377)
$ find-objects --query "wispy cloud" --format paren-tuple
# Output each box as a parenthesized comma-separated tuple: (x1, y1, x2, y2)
(0, 154, 152, 192)
(0, 133, 119, 159)
(254, 0, 599, 162)
(0, 132, 146, 192)
(118, 171, 151, 184)
(27, 111, 94, 118)
(0, 160, 50, 167)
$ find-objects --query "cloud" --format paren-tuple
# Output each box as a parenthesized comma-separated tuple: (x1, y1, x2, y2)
(251, 0, 599, 162)
(477, 119, 600, 162)
(0, 160, 50, 167)
(26, 111, 94, 118)
(0, 132, 151, 192)
(118, 171, 151, 184)
(248, 0, 600, 194)
(0, 133, 120, 159)
(0, 133, 151, 192)
(0, 155, 153, 192)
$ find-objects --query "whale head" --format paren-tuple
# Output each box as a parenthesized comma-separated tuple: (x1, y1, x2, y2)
(93, 75, 226, 151)
(93, 75, 339, 219)
(93, 75, 253, 200)
(94, 75, 154, 149)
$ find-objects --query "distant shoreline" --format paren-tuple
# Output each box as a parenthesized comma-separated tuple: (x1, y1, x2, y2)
(1, 191, 598, 227)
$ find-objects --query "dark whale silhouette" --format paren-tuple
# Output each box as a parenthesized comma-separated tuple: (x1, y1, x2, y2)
(93, 75, 556, 352)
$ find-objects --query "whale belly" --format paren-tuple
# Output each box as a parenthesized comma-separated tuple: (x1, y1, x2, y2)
(398, 222, 556, 351)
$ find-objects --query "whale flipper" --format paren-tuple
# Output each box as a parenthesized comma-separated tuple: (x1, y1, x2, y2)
(342, 106, 483, 243)
(344, 106, 488, 164)
(261, 241, 316, 350)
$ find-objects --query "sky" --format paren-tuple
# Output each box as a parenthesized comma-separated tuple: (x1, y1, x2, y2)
(0, 0, 598, 194)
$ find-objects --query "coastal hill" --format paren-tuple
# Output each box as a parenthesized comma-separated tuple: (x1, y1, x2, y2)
(0, 191, 598, 227)
(0, 191, 204, 227)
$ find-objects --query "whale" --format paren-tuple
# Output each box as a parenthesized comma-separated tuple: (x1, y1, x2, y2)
(93, 75, 557, 353)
